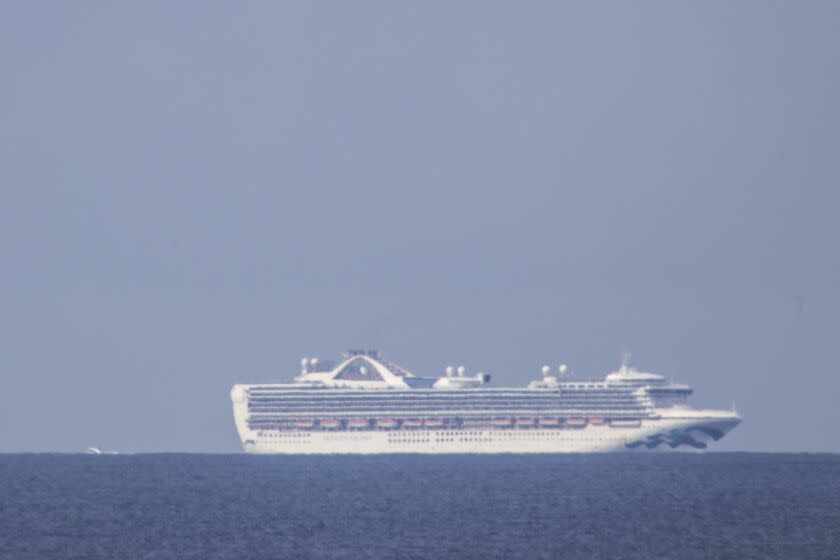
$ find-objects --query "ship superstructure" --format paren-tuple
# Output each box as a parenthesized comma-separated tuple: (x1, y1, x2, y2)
(230, 350, 741, 454)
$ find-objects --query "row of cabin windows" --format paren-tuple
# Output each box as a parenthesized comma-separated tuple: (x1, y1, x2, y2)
(248, 395, 639, 404)
(385, 436, 629, 443)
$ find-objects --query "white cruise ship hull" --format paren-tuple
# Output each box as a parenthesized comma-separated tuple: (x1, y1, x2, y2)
(234, 415, 741, 454)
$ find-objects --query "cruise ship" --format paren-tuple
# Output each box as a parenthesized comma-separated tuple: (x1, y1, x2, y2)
(230, 350, 741, 454)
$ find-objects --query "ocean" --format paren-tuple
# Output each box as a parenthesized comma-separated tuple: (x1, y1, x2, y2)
(0, 453, 838, 559)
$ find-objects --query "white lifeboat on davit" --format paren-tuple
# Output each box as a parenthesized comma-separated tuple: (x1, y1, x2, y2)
(348, 418, 370, 429)
(565, 418, 587, 428)
(377, 418, 399, 429)
(321, 418, 342, 429)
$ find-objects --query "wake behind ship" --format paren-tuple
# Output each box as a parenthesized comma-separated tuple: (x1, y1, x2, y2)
(230, 350, 741, 454)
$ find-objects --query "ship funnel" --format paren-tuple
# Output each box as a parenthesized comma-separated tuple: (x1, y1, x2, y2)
(558, 364, 568, 376)
(445, 366, 454, 378)
(457, 366, 465, 377)
(541, 365, 550, 377)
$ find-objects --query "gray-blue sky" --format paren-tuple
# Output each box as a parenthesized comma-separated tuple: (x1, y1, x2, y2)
(1, 2, 838, 452)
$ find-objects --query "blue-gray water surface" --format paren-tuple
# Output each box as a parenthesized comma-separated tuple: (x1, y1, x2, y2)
(0, 454, 838, 559)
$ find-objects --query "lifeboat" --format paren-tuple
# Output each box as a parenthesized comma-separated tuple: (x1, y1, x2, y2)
(491, 417, 513, 428)
(516, 417, 536, 428)
(348, 418, 370, 429)
(402, 418, 424, 429)
(293, 419, 316, 429)
(377, 418, 399, 429)
(425, 418, 446, 429)
(589, 417, 607, 426)
(565, 417, 587, 428)
(321, 418, 342, 430)
(538, 417, 561, 427)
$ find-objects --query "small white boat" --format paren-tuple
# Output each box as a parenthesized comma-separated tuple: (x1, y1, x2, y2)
(516, 417, 536, 428)
(425, 418, 446, 429)
(294, 419, 316, 429)
(491, 417, 513, 427)
(403, 418, 424, 429)
(538, 417, 561, 427)
(589, 417, 607, 426)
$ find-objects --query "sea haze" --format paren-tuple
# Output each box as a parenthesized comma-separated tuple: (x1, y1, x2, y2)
(2, 1, 840, 455)
(0, 453, 838, 559)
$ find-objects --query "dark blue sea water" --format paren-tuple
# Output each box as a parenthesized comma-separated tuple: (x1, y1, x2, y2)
(1, 454, 838, 559)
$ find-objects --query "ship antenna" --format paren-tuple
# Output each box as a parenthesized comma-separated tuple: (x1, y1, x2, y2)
(620, 352, 632, 371)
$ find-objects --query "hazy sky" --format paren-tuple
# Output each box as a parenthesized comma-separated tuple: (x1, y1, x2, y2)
(2, 2, 838, 452)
